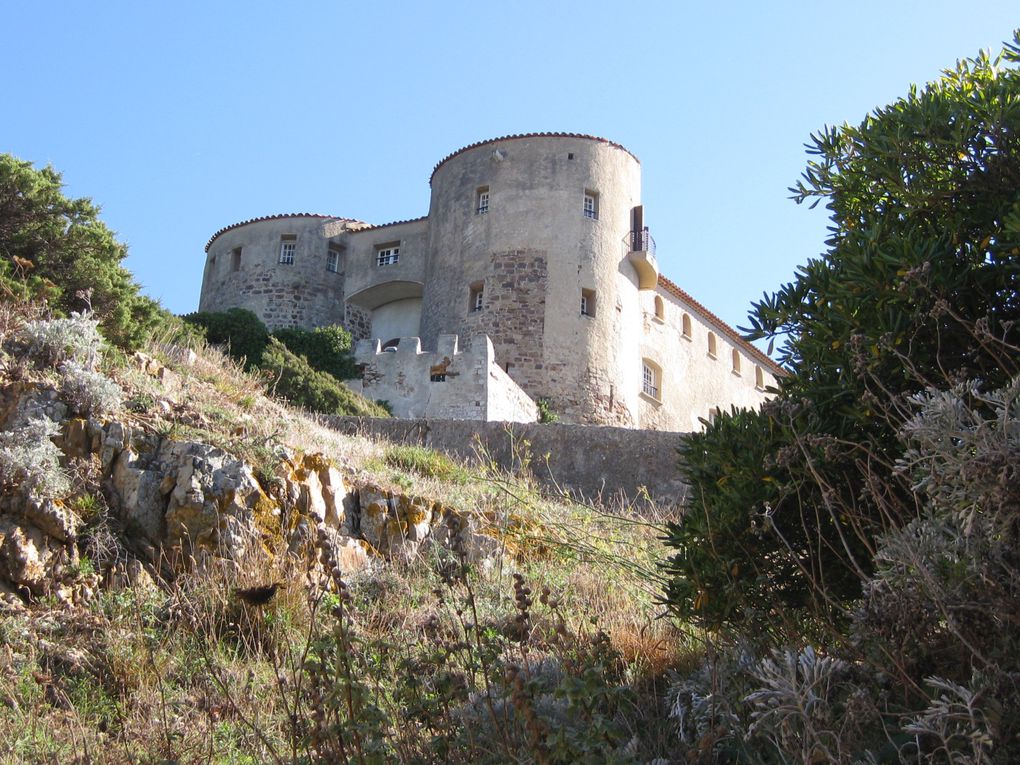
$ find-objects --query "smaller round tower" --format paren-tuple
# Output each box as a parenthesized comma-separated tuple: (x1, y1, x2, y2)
(199, 213, 365, 330)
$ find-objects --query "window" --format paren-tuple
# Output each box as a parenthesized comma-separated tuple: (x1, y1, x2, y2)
(707, 331, 717, 358)
(376, 244, 399, 267)
(327, 249, 340, 273)
(231, 247, 242, 272)
(469, 282, 484, 312)
(430, 373, 446, 382)
(581, 288, 596, 317)
(583, 190, 599, 220)
(641, 360, 661, 400)
(732, 349, 741, 374)
(476, 186, 489, 214)
(682, 313, 692, 339)
(755, 365, 765, 390)
(654, 295, 665, 321)
(708, 407, 721, 425)
(279, 235, 296, 265)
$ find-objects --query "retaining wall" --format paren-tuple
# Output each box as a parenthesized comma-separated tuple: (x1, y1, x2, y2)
(323, 416, 689, 508)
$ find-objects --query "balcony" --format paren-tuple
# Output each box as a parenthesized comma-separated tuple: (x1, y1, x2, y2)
(625, 228, 658, 290)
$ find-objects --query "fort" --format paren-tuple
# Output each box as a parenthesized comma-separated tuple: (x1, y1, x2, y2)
(199, 133, 781, 429)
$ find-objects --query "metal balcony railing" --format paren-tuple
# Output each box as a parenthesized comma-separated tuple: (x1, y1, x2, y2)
(627, 227, 656, 256)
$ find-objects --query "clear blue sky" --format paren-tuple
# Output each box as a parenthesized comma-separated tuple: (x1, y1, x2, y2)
(5, 1, 1017, 342)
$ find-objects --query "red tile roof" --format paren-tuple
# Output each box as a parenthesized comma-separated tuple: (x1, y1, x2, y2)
(347, 215, 428, 234)
(204, 213, 366, 252)
(657, 274, 786, 377)
(430, 132, 639, 185)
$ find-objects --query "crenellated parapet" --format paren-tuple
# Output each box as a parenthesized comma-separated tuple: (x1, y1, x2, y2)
(349, 334, 538, 423)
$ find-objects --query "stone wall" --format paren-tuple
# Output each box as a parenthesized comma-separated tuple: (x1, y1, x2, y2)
(464, 249, 548, 397)
(322, 416, 689, 507)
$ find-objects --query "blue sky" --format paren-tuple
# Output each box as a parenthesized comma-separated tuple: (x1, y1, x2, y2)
(5, 2, 1017, 342)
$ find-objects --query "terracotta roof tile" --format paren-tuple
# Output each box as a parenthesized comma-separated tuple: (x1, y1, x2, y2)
(347, 215, 428, 234)
(430, 132, 639, 184)
(657, 274, 786, 377)
(204, 213, 366, 252)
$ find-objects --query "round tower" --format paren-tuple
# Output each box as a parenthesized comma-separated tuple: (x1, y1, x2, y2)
(422, 133, 649, 425)
(199, 214, 364, 330)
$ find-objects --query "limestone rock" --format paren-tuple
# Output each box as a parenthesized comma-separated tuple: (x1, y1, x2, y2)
(20, 497, 78, 543)
(163, 441, 276, 561)
(0, 518, 65, 595)
(110, 447, 168, 544)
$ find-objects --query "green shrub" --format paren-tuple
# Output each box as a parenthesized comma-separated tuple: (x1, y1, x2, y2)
(271, 324, 358, 380)
(662, 34, 1020, 631)
(0, 154, 170, 350)
(182, 308, 269, 368)
(260, 338, 388, 417)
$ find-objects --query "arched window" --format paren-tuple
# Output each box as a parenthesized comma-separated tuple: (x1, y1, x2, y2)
(732, 349, 741, 374)
(707, 331, 717, 358)
(682, 313, 692, 339)
(755, 365, 764, 390)
(653, 295, 665, 321)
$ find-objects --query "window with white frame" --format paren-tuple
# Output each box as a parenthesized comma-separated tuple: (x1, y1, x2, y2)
(376, 244, 400, 267)
(279, 235, 296, 265)
(581, 288, 596, 317)
(583, 190, 599, 220)
(476, 186, 489, 214)
(641, 360, 661, 400)
(469, 282, 484, 312)
(327, 249, 340, 273)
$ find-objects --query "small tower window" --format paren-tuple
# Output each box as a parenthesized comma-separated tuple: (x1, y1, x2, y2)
(653, 295, 665, 321)
(279, 235, 296, 265)
(327, 248, 340, 273)
(469, 281, 484, 312)
(231, 247, 242, 272)
(476, 186, 489, 214)
(707, 331, 718, 358)
(732, 349, 741, 375)
(583, 190, 599, 220)
(376, 244, 400, 266)
(581, 288, 596, 317)
(682, 313, 692, 339)
(755, 366, 765, 390)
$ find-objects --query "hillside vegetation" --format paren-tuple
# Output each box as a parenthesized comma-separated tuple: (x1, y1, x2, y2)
(0, 301, 683, 763)
(1, 31, 1019, 765)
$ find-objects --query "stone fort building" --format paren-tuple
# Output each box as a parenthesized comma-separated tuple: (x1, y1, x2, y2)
(199, 132, 781, 429)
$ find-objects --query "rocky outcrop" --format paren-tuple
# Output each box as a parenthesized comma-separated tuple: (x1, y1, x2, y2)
(0, 376, 501, 606)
